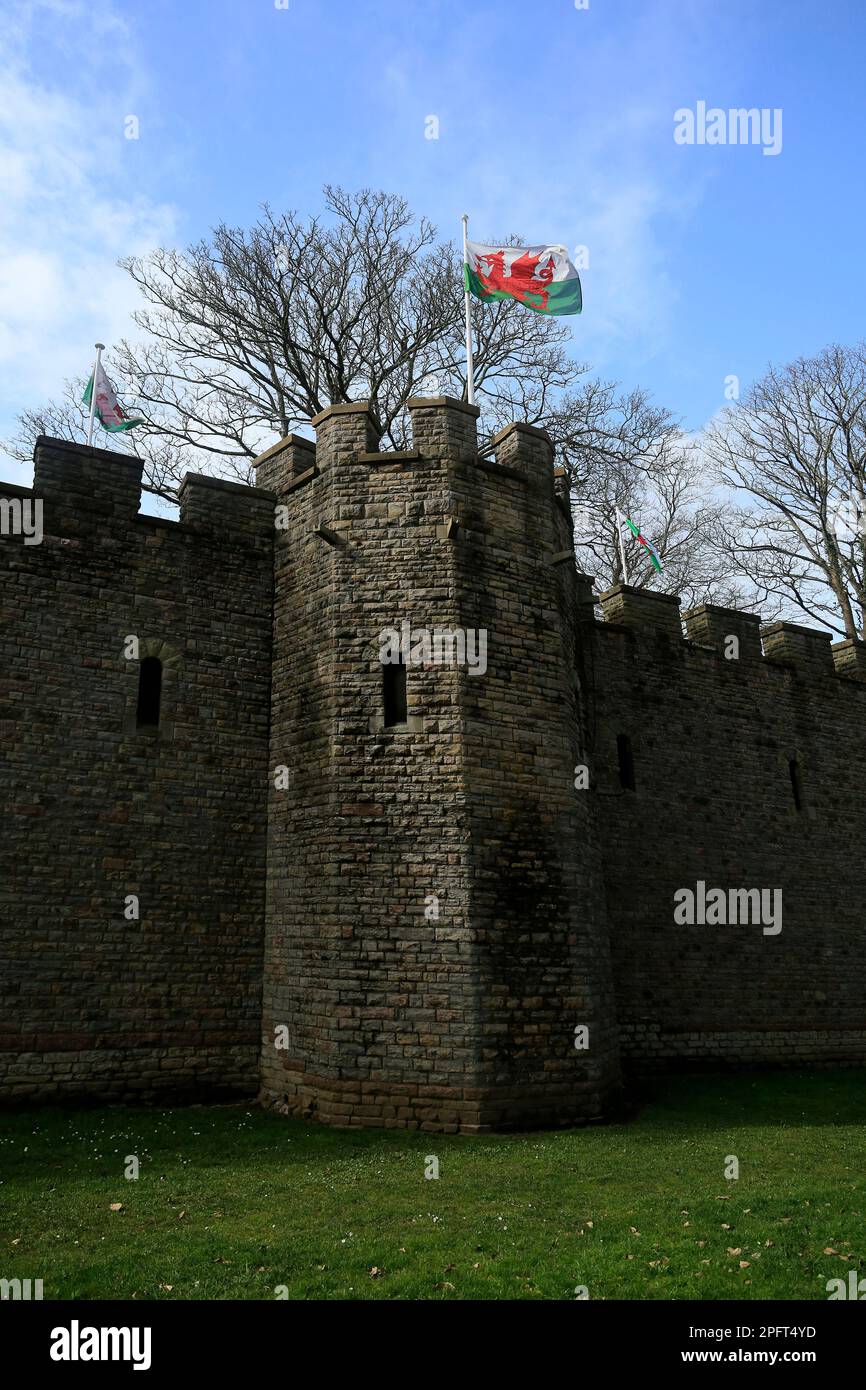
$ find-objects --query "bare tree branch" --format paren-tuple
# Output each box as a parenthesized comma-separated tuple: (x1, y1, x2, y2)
(704, 343, 866, 638)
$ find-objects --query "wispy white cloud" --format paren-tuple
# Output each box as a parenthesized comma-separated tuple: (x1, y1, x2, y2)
(368, 0, 713, 382)
(0, 0, 176, 484)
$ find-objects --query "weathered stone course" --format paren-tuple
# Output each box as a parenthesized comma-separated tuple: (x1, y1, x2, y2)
(2, 404, 864, 1126)
(1, 438, 273, 1103)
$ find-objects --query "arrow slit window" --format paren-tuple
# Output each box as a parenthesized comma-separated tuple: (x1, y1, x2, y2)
(617, 734, 635, 791)
(136, 656, 163, 730)
(383, 659, 407, 728)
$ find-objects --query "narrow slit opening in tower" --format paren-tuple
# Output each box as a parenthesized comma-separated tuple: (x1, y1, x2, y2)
(383, 659, 407, 727)
(789, 757, 803, 811)
(617, 733, 635, 791)
(136, 656, 163, 729)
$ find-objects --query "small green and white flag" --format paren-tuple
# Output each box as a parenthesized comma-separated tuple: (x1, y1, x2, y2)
(616, 506, 663, 582)
(623, 514, 663, 573)
(82, 348, 142, 437)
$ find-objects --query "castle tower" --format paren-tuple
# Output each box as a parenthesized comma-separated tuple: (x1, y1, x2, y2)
(257, 398, 621, 1131)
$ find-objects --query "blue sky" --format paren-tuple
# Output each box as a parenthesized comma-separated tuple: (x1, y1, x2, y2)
(1, 0, 864, 486)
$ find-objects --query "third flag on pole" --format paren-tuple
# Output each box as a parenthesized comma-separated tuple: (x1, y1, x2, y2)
(82, 359, 142, 433)
(623, 514, 663, 573)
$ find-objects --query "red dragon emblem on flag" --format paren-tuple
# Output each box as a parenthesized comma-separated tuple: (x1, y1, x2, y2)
(474, 248, 555, 310)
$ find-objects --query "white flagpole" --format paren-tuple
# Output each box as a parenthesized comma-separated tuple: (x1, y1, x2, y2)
(615, 506, 630, 586)
(86, 342, 105, 447)
(461, 214, 476, 405)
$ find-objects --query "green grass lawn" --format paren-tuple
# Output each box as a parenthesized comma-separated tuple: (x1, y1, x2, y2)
(1, 1071, 864, 1300)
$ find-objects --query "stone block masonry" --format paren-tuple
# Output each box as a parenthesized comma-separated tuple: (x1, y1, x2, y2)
(0, 440, 273, 1102)
(590, 592, 866, 1074)
(257, 399, 620, 1131)
(1, 409, 865, 1126)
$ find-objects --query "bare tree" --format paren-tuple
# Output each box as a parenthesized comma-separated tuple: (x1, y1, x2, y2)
(5, 188, 578, 501)
(551, 381, 743, 609)
(4, 181, 742, 618)
(705, 343, 866, 638)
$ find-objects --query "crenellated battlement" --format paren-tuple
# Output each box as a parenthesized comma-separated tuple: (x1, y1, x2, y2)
(177, 472, 275, 540)
(582, 569, 866, 1080)
(19, 416, 846, 702)
(2, 397, 865, 1123)
(253, 433, 317, 493)
(31, 435, 144, 533)
(252, 394, 557, 493)
(583, 579, 866, 689)
(2, 436, 277, 546)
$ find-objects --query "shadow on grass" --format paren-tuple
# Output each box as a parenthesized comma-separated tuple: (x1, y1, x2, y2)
(1, 1069, 864, 1184)
(627, 1068, 866, 1132)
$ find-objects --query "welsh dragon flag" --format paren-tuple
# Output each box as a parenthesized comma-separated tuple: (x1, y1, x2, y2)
(624, 514, 663, 573)
(82, 360, 142, 432)
(464, 241, 582, 316)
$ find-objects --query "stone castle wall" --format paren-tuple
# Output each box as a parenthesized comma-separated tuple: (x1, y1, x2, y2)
(0, 439, 273, 1101)
(1, 409, 864, 1124)
(585, 585, 866, 1071)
